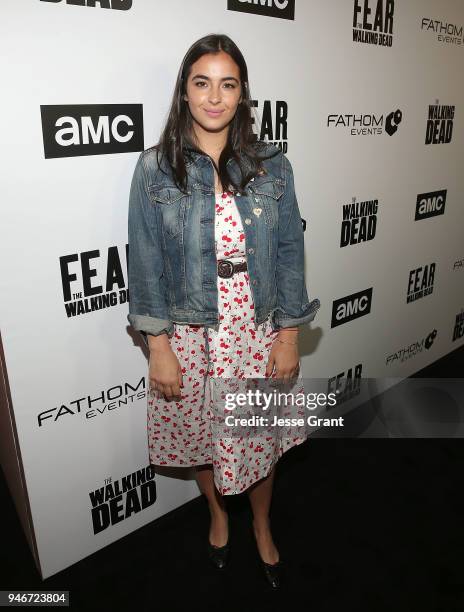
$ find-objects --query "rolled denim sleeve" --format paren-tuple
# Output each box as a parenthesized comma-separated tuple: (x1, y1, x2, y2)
(271, 155, 321, 331)
(127, 152, 174, 344)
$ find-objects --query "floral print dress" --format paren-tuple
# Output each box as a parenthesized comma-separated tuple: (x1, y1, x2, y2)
(147, 191, 307, 495)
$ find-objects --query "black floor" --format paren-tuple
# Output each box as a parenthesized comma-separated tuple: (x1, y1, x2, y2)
(1, 346, 464, 611)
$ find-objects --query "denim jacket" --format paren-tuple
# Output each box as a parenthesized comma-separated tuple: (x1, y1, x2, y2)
(126, 142, 320, 345)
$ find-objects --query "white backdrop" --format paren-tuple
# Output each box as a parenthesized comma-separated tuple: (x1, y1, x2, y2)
(1, 0, 463, 580)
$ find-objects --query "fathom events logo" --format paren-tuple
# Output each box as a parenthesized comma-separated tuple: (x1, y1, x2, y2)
(353, 0, 394, 47)
(41, 104, 144, 158)
(421, 17, 463, 46)
(227, 0, 294, 20)
(327, 108, 402, 136)
(385, 329, 437, 366)
(37, 377, 146, 428)
(40, 0, 132, 9)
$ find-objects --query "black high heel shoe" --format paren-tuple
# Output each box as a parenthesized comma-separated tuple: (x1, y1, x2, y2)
(207, 518, 230, 569)
(259, 556, 283, 589)
(252, 525, 283, 588)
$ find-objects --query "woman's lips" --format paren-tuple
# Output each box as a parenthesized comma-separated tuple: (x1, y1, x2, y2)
(204, 109, 224, 117)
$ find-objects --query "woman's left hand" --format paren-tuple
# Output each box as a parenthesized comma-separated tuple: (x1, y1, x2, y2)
(265, 336, 300, 382)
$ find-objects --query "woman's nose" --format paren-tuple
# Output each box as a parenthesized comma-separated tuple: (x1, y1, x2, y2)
(208, 85, 221, 103)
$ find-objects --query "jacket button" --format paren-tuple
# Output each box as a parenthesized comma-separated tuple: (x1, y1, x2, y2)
(245, 218, 252, 225)
(248, 248, 254, 254)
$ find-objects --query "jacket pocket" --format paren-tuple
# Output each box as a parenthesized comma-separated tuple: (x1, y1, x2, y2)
(250, 177, 284, 227)
(148, 184, 190, 239)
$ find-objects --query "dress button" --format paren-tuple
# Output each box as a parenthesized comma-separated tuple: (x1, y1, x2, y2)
(248, 248, 254, 254)
(245, 218, 252, 225)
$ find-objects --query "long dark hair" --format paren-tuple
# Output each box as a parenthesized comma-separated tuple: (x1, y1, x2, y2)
(152, 33, 279, 194)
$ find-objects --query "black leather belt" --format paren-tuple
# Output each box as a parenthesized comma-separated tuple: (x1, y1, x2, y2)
(217, 258, 248, 278)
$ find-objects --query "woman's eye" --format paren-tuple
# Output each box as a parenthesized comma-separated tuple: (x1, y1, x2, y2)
(194, 81, 235, 88)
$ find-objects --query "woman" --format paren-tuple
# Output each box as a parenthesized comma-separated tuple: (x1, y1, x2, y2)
(127, 33, 320, 589)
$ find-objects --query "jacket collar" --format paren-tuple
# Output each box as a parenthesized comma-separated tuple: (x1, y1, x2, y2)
(183, 145, 236, 168)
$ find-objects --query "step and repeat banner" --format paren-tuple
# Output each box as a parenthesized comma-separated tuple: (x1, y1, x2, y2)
(0, 0, 463, 579)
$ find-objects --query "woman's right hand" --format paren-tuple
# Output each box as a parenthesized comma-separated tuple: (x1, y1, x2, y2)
(148, 338, 183, 400)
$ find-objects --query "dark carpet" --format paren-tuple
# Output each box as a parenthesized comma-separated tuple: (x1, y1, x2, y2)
(1, 346, 463, 611)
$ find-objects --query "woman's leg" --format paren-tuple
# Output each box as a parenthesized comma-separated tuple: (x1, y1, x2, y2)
(247, 465, 280, 564)
(194, 464, 229, 547)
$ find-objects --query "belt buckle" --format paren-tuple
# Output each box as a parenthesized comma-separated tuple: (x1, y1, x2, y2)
(218, 259, 234, 278)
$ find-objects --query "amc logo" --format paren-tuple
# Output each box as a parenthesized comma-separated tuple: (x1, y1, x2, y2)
(227, 0, 295, 20)
(331, 288, 373, 328)
(415, 189, 447, 221)
(40, 104, 144, 158)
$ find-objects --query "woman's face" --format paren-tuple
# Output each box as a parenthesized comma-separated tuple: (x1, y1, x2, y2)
(183, 50, 243, 138)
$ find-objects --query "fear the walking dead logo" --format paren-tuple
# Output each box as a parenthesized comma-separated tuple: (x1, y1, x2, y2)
(425, 102, 455, 144)
(406, 263, 436, 304)
(41, 0, 132, 9)
(89, 466, 156, 535)
(327, 363, 363, 406)
(353, 0, 394, 47)
(327, 108, 402, 136)
(60, 245, 128, 317)
(453, 310, 464, 343)
(251, 99, 289, 152)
